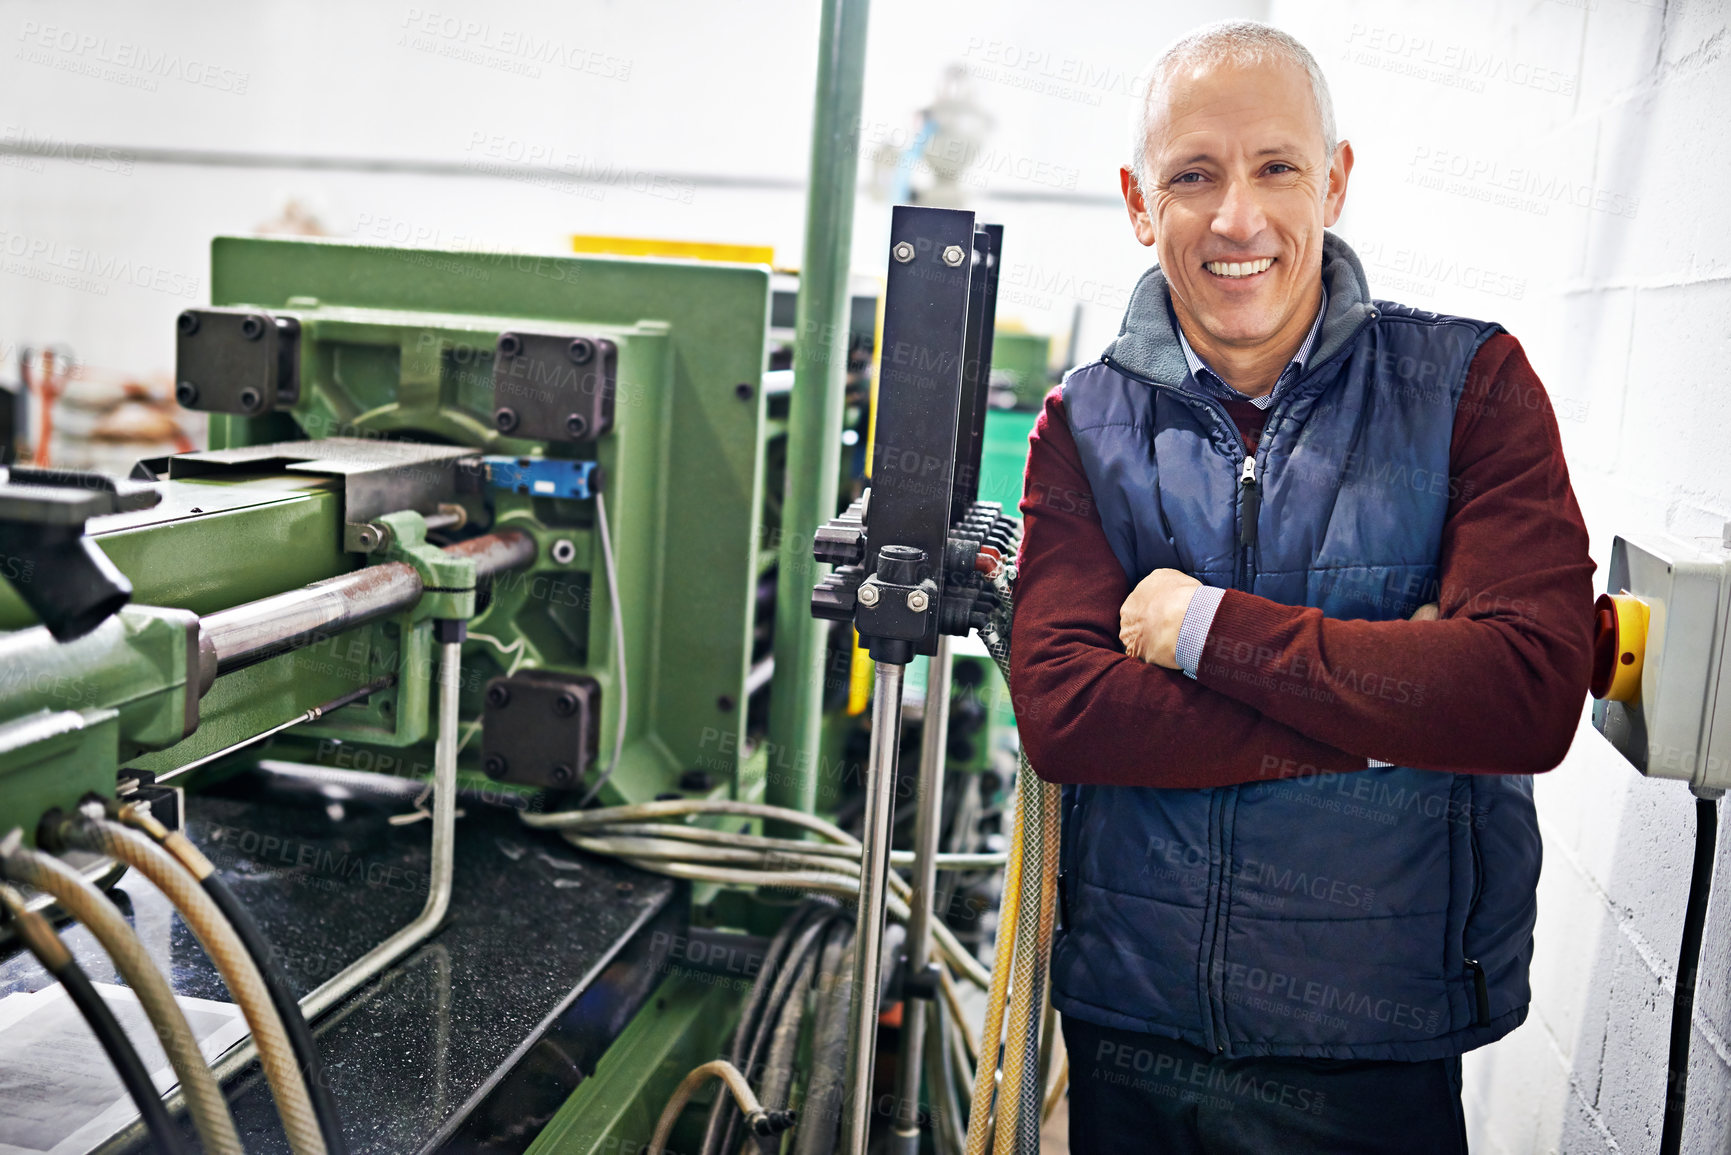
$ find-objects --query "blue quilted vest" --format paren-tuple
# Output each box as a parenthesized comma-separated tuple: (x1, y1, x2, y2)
(1048, 234, 1540, 1060)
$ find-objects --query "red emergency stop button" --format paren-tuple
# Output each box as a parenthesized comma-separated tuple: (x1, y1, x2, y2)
(1591, 592, 1649, 702)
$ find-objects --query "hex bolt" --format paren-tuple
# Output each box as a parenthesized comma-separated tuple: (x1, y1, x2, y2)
(238, 387, 262, 411)
(498, 333, 522, 357)
(942, 245, 966, 267)
(565, 413, 589, 438)
(906, 589, 930, 612)
(550, 538, 577, 565)
(175, 381, 200, 407)
(858, 581, 881, 608)
(177, 311, 200, 336)
(567, 337, 595, 364)
(240, 315, 265, 340)
(553, 690, 579, 717)
(483, 754, 508, 778)
(494, 407, 520, 433)
(551, 763, 574, 784)
(355, 527, 376, 550)
(892, 241, 916, 264)
(486, 683, 512, 708)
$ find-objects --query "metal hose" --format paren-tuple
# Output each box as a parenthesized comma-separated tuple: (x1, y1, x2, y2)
(648, 1060, 790, 1155)
(0, 836, 244, 1155)
(537, 800, 993, 990)
(57, 815, 327, 1155)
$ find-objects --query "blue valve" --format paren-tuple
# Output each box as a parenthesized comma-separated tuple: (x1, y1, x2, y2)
(481, 456, 600, 500)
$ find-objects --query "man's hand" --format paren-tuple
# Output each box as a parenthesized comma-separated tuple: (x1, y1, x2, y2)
(1120, 568, 1203, 668)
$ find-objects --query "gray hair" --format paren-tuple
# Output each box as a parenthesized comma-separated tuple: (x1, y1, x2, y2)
(1129, 20, 1337, 189)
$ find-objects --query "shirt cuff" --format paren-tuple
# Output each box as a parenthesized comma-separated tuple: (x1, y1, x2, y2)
(1175, 584, 1227, 679)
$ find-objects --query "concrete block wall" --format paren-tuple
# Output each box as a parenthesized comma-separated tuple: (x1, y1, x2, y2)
(1264, 1, 1731, 1150)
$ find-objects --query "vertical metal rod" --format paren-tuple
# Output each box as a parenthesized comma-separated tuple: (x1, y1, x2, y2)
(842, 661, 906, 1154)
(892, 637, 954, 1154)
(767, 0, 872, 826)
(300, 637, 461, 1018)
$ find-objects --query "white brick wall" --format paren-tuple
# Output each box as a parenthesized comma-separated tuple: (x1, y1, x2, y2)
(1265, 1, 1731, 1150)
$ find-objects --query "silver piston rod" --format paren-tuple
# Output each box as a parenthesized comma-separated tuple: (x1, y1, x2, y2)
(196, 529, 535, 692)
(842, 660, 907, 1154)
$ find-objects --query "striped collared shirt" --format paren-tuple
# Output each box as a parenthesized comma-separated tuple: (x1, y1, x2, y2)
(1174, 285, 1328, 409)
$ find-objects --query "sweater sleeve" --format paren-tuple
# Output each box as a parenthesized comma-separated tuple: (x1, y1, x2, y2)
(1008, 384, 1370, 788)
(1192, 334, 1596, 774)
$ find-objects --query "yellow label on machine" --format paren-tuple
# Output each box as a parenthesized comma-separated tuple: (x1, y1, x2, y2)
(570, 235, 774, 265)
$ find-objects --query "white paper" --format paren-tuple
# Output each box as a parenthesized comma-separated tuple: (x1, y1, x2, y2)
(0, 982, 248, 1155)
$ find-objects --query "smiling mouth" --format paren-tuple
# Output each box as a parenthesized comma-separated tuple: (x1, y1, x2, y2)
(1204, 257, 1275, 279)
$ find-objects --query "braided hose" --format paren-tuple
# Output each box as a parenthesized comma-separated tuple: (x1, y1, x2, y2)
(0, 838, 244, 1155)
(992, 764, 1054, 1155)
(963, 782, 1024, 1155)
(964, 563, 1062, 1155)
(1012, 783, 1060, 1152)
(62, 816, 327, 1155)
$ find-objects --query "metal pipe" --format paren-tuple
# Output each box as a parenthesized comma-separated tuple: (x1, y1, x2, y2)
(157, 676, 396, 784)
(766, 0, 871, 826)
(196, 530, 535, 691)
(199, 563, 422, 688)
(301, 637, 461, 1017)
(842, 660, 905, 1155)
(891, 637, 953, 1154)
(440, 528, 536, 579)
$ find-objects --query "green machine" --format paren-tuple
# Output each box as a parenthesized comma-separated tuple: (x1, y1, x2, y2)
(0, 237, 841, 1155)
(0, 237, 779, 830)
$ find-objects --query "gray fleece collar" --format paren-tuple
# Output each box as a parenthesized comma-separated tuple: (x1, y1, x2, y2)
(1102, 231, 1374, 386)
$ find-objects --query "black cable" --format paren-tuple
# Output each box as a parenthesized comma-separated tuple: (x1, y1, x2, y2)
(1661, 794, 1718, 1155)
(200, 872, 349, 1155)
(0, 891, 191, 1155)
(59, 962, 195, 1155)
(700, 902, 827, 1155)
(720, 911, 838, 1155)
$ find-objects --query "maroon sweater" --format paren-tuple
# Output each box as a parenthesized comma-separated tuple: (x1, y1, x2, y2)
(1008, 334, 1596, 788)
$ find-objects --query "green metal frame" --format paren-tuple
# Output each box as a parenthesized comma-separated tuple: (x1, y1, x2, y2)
(526, 973, 743, 1155)
(196, 237, 775, 803)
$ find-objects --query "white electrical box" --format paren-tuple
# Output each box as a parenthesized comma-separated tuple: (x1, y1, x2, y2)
(1593, 531, 1731, 791)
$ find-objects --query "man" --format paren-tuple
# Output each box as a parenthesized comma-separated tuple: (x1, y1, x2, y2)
(1009, 20, 1595, 1154)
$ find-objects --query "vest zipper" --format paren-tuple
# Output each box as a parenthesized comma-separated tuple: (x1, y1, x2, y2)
(1237, 455, 1260, 592)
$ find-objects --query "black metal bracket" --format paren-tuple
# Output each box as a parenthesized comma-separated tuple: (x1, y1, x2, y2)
(175, 307, 301, 416)
(492, 331, 617, 443)
(808, 206, 1016, 665)
(0, 466, 160, 640)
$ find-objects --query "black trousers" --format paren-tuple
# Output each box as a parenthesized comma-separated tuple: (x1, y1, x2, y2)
(1063, 1016, 1468, 1155)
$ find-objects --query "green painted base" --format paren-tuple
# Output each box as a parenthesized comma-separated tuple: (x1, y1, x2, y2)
(526, 972, 744, 1155)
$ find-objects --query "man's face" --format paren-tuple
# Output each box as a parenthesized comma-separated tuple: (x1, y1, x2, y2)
(1121, 55, 1352, 352)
